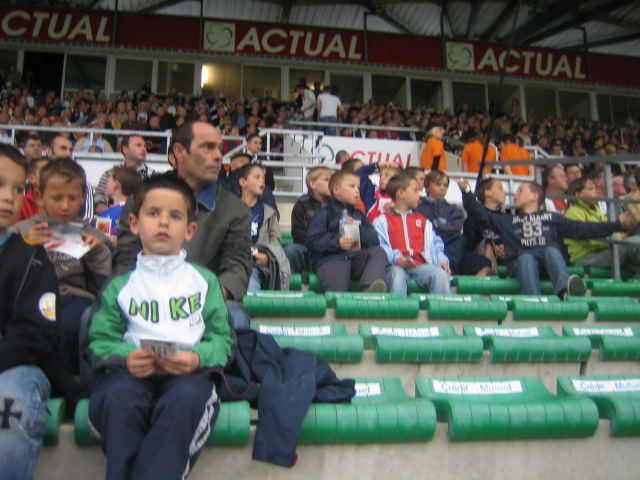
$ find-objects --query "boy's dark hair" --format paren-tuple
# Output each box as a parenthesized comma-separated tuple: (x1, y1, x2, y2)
(329, 170, 359, 196)
(39, 157, 86, 193)
(386, 173, 413, 201)
(28, 157, 48, 176)
(235, 163, 265, 193)
(111, 166, 143, 197)
(404, 167, 424, 180)
(523, 181, 545, 207)
(567, 176, 592, 200)
(0, 144, 28, 175)
(476, 177, 499, 203)
(341, 158, 363, 172)
(501, 134, 516, 144)
(424, 170, 449, 188)
(132, 172, 197, 223)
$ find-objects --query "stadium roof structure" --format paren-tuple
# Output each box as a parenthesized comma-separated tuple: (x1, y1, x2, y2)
(10, 0, 640, 57)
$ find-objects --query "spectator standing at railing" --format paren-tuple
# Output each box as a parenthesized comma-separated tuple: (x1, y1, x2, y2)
(315, 86, 345, 137)
(296, 84, 316, 123)
(420, 122, 446, 171)
(499, 134, 533, 177)
(461, 134, 496, 174)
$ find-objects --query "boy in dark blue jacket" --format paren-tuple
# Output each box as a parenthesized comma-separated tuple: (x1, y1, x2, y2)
(456, 178, 632, 298)
(307, 170, 387, 292)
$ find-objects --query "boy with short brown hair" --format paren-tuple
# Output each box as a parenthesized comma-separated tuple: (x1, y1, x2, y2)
(14, 158, 112, 375)
(306, 170, 387, 292)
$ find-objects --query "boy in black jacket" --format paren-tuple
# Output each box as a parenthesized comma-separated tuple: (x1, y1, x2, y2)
(285, 166, 333, 273)
(0, 145, 84, 480)
(456, 178, 632, 298)
(306, 170, 387, 292)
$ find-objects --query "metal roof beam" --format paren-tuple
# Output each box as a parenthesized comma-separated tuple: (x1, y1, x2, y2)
(524, 0, 638, 45)
(483, 0, 517, 42)
(508, 0, 585, 44)
(466, 0, 484, 40)
(565, 32, 640, 50)
(354, 0, 414, 34)
(136, 0, 192, 14)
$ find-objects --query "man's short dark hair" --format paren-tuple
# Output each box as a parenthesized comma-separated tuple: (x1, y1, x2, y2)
(0, 144, 28, 175)
(45, 135, 67, 150)
(111, 166, 144, 197)
(21, 133, 42, 148)
(524, 181, 545, 207)
(122, 135, 144, 149)
(246, 133, 261, 143)
(541, 165, 561, 190)
(386, 173, 413, 201)
(587, 168, 604, 181)
(28, 157, 48, 175)
(341, 158, 363, 172)
(501, 134, 516, 144)
(132, 171, 197, 223)
(335, 150, 350, 164)
(172, 121, 197, 154)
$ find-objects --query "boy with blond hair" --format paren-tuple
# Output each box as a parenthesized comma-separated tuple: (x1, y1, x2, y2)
(286, 166, 333, 273)
(307, 170, 387, 292)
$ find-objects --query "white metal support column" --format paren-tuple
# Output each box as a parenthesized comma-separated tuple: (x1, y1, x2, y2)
(193, 61, 203, 97)
(442, 78, 454, 112)
(16, 50, 25, 73)
(555, 89, 561, 118)
(363, 72, 372, 103)
(519, 85, 527, 121)
(589, 91, 599, 121)
(151, 59, 159, 94)
(106, 55, 117, 98)
(281, 66, 289, 101)
(405, 76, 412, 110)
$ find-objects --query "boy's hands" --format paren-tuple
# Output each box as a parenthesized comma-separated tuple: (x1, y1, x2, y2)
(26, 222, 52, 244)
(438, 261, 451, 274)
(396, 256, 417, 269)
(378, 162, 401, 170)
(454, 178, 470, 192)
(254, 252, 269, 266)
(496, 244, 506, 259)
(82, 232, 101, 250)
(158, 351, 200, 375)
(339, 236, 355, 250)
(619, 211, 633, 229)
(127, 349, 157, 378)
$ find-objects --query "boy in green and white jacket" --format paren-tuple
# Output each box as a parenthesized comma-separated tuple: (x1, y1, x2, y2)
(86, 172, 234, 480)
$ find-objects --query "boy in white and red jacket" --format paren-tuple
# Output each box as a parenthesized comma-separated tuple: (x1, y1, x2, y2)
(373, 173, 451, 297)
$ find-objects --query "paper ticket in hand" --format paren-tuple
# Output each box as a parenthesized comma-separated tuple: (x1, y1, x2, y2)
(44, 220, 90, 259)
(140, 340, 179, 358)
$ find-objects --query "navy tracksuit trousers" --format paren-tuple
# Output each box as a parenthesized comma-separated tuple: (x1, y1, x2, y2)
(89, 372, 219, 480)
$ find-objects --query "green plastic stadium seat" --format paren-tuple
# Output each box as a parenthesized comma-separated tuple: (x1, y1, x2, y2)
(298, 377, 436, 444)
(304, 273, 363, 293)
(558, 375, 640, 436)
(490, 295, 589, 321)
(416, 376, 599, 441)
(465, 325, 591, 362)
(324, 291, 402, 307)
(453, 276, 521, 295)
(289, 273, 303, 291)
(406, 278, 454, 294)
(583, 267, 633, 280)
(74, 399, 251, 446)
(498, 266, 584, 278)
(243, 291, 326, 317)
(410, 294, 508, 321)
(565, 296, 640, 321)
(334, 295, 419, 319)
(253, 322, 364, 362)
(43, 398, 66, 446)
(281, 232, 294, 248)
(586, 279, 640, 297)
(562, 325, 640, 360)
(359, 324, 483, 363)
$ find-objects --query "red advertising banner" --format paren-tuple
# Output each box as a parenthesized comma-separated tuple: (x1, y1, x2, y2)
(368, 32, 442, 69)
(203, 20, 364, 63)
(590, 53, 640, 88)
(0, 7, 113, 45)
(445, 41, 588, 82)
(117, 13, 199, 50)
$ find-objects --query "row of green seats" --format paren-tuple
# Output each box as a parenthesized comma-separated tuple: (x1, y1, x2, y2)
(70, 374, 640, 445)
(254, 321, 640, 364)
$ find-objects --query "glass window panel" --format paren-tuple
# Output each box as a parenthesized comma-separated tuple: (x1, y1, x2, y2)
(114, 59, 153, 94)
(628, 97, 640, 123)
(289, 68, 325, 102)
(329, 74, 363, 107)
(201, 63, 241, 100)
(410, 79, 443, 111)
(558, 91, 591, 119)
(242, 66, 281, 101)
(487, 84, 519, 117)
(524, 87, 557, 121)
(372, 75, 407, 109)
(64, 55, 107, 91)
(452, 81, 486, 115)
(611, 95, 629, 124)
(597, 94, 612, 124)
(0, 50, 19, 79)
(157, 62, 194, 95)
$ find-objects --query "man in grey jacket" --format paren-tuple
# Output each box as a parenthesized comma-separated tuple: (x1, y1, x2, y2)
(115, 121, 253, 328)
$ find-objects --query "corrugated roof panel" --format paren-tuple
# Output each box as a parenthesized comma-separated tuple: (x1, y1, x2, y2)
(533, 20, 634, 49)
(592, 39, 640, 56)
(496, 4, 543, 40)
(364, 15, 403, 34)
(445, 2, 472, 37)
(288, 4, 364, 31)
(386, 3, 442, 36)
(474, 2, 511, 40)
